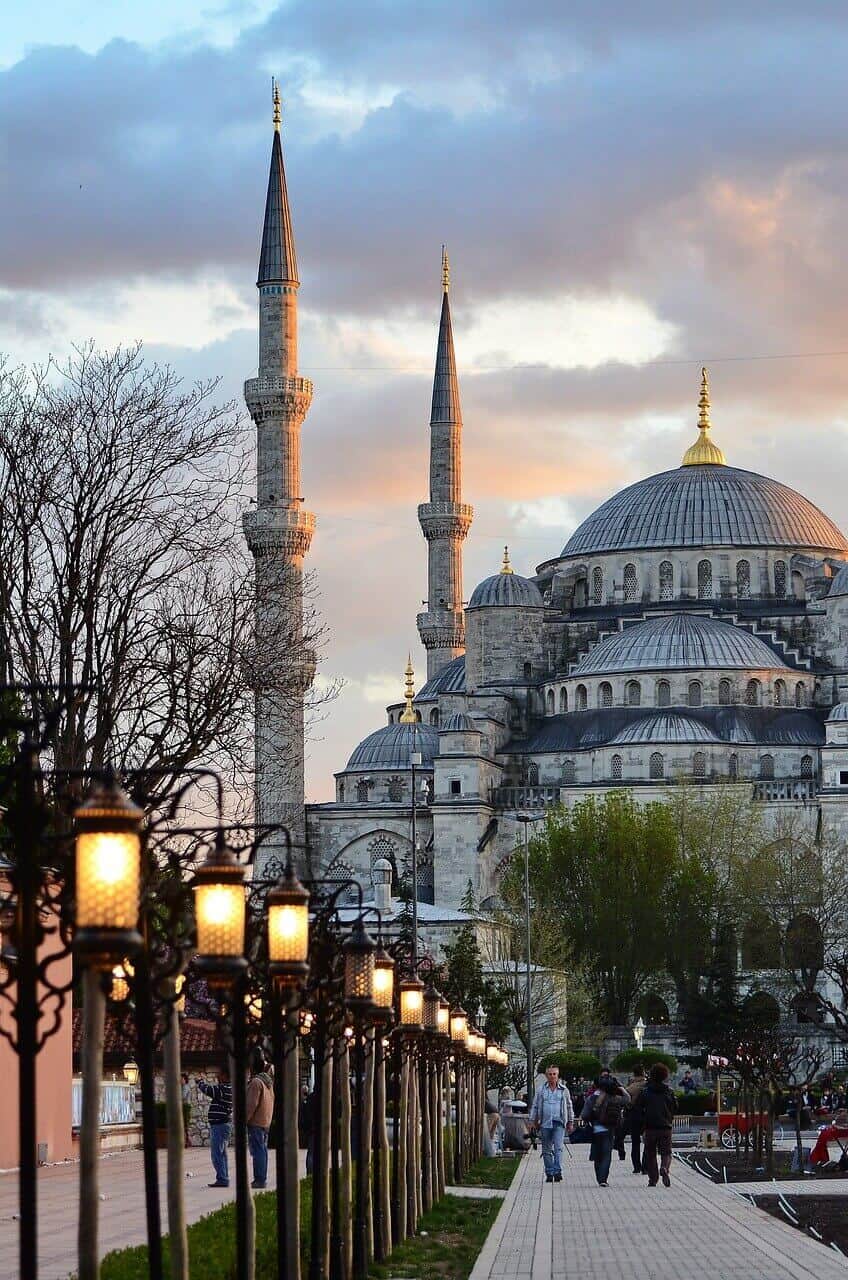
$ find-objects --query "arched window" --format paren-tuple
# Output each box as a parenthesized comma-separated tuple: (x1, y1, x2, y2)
(800, 754, 814, 779)
(688, 680, 702, 708)
(546, 689, 555, 715)
(611, 753, 623, 781)
(559, 686, 568, 713)
(523, 662, 532, 680)
(786, 914, 824, 973)
(659, 560, 673, 602)
(774, 679, 786, 707)
(792, 570, 806, 601)
(576, 684, 587, 711)
(527, 762, 539, 786)
(623, 563, 638, 603)
(741, 912, 781, 969)
(792, 992, 823, 1025)
(693, 751, 706, 778)
(656, 679, 671, 707)
(759, 753, 774, 780)
(774, 559, 787, 596)
(388, 776, 404, 802)
(599, 681, 613, 708)
(697, 559, 713, 599)
(742, 991, 780, 1028)
(745, 678, 761, 706)
(626, 679, 641, 707)
(430, 708, 440, 726)
(719, 677, 732, 705)
(635, 994, 671, 1025)
(649, 752, 664, 780)
(795, 682, 805, 708)
(338, 781, 345, 802)
(729, 752, 738, 780)
(574, 577, 587, 607)
(562, 759, 576, 783)
(356, 780, 369, 803)
(736, 559, 751, 599)
(592, 566, 603, 604)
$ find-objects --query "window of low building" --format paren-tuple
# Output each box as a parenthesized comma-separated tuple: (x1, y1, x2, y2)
(693, 751, 706, 778)
(719, 677, 732, 705)
(611, 753, 623, 781)
(387, 776, 404, 802)
(759, 753, 774, 780)
(626, 679, 641, 706)
(659, 560, 673, 601)
(688, 680, 702, 707)
(599, 681, 613, 708)
(649, 752, 664, 780)
(623, 563, 638, 602)
(656, 679, 671, 707)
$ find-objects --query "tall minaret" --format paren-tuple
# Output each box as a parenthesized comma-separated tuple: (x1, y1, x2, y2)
(416, 248, 473, 679)
(243, 83, 316, 874)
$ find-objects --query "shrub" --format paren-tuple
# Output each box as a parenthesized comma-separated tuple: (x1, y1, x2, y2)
(536, 1050, 602, 1083)
(674, 1090, 712, 1116)
(610, 1047, 678, 1075)
(154, 1100, 191, 1129)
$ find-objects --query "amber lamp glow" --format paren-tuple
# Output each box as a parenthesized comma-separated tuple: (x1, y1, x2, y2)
(399, 976, 424, 1031)
(450, 1007, 468, 1047)
(423, 983, 441, 1032)
(373, 947, 395, 1016)
(437, 1000, 450, 1037)
(123, 1060, 139, 1086)
(74, 779, 143, 968)
(343, 918, 376, 1011)
(110, 964, 131, 1003)
(192, 833, 247, 981)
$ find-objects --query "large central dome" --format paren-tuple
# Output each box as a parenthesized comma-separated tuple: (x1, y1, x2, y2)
(561, 464, 847, 558)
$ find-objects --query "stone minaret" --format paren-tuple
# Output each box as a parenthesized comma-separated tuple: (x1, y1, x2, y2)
(417, 249, 473, 679)
(243, 84, 315, 874)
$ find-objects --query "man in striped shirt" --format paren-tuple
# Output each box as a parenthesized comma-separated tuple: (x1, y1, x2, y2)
(198, 1066, 233, 1187)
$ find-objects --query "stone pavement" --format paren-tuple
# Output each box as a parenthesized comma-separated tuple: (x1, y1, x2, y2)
(0, 1146, 306, 1280)
(470, 1147, 848, 1280)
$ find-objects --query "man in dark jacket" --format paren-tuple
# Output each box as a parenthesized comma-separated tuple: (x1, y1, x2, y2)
(198, 1065, 233, 1188)
(634, 1063, 677, 1187)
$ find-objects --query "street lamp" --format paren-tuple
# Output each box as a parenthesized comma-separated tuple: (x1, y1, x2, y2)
(192, 834, 247, 981)
(74, 778, 144, 967)
(343, 918, 376, 1011)
(123, 1060, 139, 1086)
(437, 999, 450, 1037)
(373, 946, 395, 1016)
(423, 983, 441, 1033)
(399, 976, 424, 1032)
(516, 813, 540, 1098)
(633, 1016, 646, 1054)
(267, 859, 310, 988)
(409, 749, 423, 967)
(449, 1007, 468, 1047)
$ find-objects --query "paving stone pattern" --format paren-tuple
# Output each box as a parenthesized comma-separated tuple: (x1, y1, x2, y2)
(470, 1147, 848, 1280)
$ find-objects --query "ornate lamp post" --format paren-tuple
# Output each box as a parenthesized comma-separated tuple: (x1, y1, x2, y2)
(371, 946, 395, 1263)
(344, 919, 376, 1280)
(267, 855, 310, 1280)
(449, 1007, 468, 1183)
(634, 1016, 646, 1054)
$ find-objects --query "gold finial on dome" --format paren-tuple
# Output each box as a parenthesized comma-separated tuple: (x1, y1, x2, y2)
(272, 78, 281, 132)
(400, 655, 417, 723)
(442, 244, 450, 293)
(501, 545, 514, 574)
(681, 365, 726, 466)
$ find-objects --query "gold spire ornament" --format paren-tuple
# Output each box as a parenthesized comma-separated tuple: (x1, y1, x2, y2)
(400, 656, 417, 723)
(500, 545, 514, 575)
(681, 366, 726, 467)
(441, 245, 450, 293)
(272, 78, 281, 132)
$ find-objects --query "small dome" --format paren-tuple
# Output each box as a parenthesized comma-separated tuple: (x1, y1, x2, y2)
(828, 702, 848, 721)
(571, 614, 790, 677)
(830, 564, 848, 596)
(611, 714, 720, 745)
(345, 722, 439, 771)
(442, 712, 474, 732)
(417, 655, 466, 698)
(468, 573, 544, 609)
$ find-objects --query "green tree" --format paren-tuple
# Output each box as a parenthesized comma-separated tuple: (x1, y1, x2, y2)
(440, 881, 507, 1038)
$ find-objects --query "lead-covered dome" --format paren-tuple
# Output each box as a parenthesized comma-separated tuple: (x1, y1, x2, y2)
(830, 565, 848, 597)
(571, 613, 791, 676)
(468, 546, 545, 610)
(561, 465, 847, 558)
(828, 702, 848, 722)
(610, 713, 720, 745)
(345, 722, 439, 770)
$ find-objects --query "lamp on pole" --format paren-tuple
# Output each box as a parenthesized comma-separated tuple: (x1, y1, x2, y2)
(516, 814, 535, 1099)
(633, 1017, 646, 1054)
(409, 752, 422, 967)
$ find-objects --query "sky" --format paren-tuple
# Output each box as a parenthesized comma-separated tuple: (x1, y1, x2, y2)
(4, 3, 848, 800)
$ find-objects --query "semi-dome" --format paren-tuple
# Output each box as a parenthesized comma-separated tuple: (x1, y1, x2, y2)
(571, 613, 791, 677)
(469, 548, 544, 609)
(441, 712, 474, 732)
(345, 722, 439, 771)
(610, 713, 720, 745)
(828, 702, 848, 722)
(830, 565, 848, 597)
(417, 655, 466, 699)
(560, 466, 847, 558)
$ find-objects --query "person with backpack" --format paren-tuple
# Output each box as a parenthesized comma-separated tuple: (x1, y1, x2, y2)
(581, 1076, 627, 1187)
(633, 1062, 677, 1187)
(529, 1063, 575, 1182)
(625, 1065, 647, 1174)
(245, 1049, 275, 1189)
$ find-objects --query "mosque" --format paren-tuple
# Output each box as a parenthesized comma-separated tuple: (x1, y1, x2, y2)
(246, 97, 848, 941)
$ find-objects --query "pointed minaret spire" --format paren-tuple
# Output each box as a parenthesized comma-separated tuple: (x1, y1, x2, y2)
(272, 77, 281, 132)
(258, 84, 298, 292)
(417, 249, 473, 679)
(400, 656, 417, 723)
(682, 364, 726, 466)
(501, 545, 514, 575)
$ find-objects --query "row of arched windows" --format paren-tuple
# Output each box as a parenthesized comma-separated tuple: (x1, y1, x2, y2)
(580, 558, 791, 606)
(550, 677, 808, 714)
(740, 911, 824, 972)
(605, 752, 813, 783)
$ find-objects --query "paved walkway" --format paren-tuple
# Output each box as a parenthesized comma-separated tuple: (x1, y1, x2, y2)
(470, 1148, 848, 1280)
(0, 1147, 306, 1280)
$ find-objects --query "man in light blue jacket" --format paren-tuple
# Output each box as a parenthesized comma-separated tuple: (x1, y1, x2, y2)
(529, 1064, 575, 1182)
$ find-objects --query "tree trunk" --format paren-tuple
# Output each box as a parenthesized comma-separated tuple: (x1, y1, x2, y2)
(406, 1056, 417, 1233)
(362, 1029, 375, 1259)
(78, 968, 105, 1280)
(420, 1054, 432, 1214)
(430, 1060, 441, 1202)
(372, 1034, 391, 1261)
(338, 1037, 353, 1279)
(317, 1039, 333, 1280)
(442, 1059, 453, 1190)
(281, 1007, 301, 1280)
(395, 1053, 409, 1242)
(163, 995, 188, 1280)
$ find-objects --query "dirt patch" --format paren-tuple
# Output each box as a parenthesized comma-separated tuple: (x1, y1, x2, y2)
(755, 1195, 848, 1258)
(681, 1149, 848, 1184)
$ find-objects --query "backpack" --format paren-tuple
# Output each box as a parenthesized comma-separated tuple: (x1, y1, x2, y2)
(596, 1092, 625, 1129)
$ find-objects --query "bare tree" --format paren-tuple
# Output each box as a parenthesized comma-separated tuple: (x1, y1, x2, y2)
(0, 343, 330, 804)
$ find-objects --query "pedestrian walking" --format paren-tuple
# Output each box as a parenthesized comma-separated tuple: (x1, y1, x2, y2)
(197, 1065, 233, 1188)
(529, 1064, 575, 1183)
(634, 1062, 677, 1187)
(626, 1065, 647, 1174)
(581, 1076, 627, 1187)
(246, 1049, 274, 1189)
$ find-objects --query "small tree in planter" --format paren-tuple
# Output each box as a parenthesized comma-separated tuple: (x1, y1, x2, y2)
(154, 1101, 192, 1149)
(537, 1050, 602, 1084)
(611, 1048, 677, 1076)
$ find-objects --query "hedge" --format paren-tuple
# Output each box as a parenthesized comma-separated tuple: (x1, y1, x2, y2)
(674, 1090, 713, 1116)
(536, 1051, 602, 1082)
(609, 1048, 678, 1075)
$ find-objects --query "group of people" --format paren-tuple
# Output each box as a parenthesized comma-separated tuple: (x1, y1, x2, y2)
(196, 1049, 274, 1190)
(529, 1062, 677, 1188)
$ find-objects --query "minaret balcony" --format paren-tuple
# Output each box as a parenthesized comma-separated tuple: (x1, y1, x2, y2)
(417, 609, 465, 650)
(244, 374, 314, 420)
(418, 501, 474, 541)
(243, 505, 316, 559)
